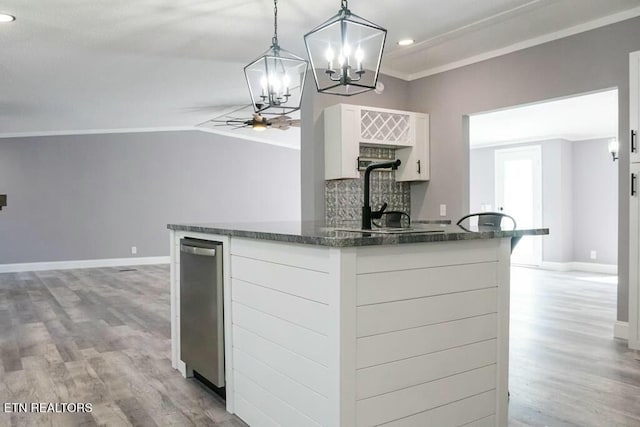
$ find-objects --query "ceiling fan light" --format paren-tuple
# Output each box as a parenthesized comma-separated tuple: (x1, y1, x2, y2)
(253, 122, 268, 131)
(304, 0, 387, 96)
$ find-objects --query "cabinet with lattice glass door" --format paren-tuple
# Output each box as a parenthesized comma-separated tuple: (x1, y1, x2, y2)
(324, 103, 429, 182)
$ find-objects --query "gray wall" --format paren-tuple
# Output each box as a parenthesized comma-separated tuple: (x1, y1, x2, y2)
(546, 139, 574, 264)
(0, 131, 300, 264)
(407, 16, 640, 322)
(301, 74, 410, 222)
(573, 138, 619, 265)
(470, 138, 617, 265)
(469, 147, 495, 213)
(470, 139, 574, 264)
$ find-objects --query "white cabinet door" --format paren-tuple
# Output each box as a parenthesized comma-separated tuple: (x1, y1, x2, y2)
(324, 104, 360, 180)
(396, 113, 430, 182)
(631, 51, 640, 163)
(630, 163, 640, 350)
(324, 104, 430, 181)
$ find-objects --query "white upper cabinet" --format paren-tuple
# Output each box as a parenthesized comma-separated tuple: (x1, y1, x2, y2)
(324, 104, 361, 180)
(631, 51, 640, 164)
(396, 113, 430, 182)
(324, 103, 430, 181)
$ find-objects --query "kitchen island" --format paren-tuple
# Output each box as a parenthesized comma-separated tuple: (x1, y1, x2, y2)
(168, 221, 548, 427)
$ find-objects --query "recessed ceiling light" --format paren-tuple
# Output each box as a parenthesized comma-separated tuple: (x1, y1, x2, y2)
(0, 13, 15, 23)
(398, 39, 414, 46)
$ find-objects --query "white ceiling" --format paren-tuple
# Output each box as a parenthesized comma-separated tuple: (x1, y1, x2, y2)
(469, 89, 618, 147)
(0, 0, 638, 139)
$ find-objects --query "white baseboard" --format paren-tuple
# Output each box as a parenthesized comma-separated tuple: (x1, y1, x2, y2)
(614, 321, 629, 340)
(0, 256, 170, 273)
(540, 261, 617, 275)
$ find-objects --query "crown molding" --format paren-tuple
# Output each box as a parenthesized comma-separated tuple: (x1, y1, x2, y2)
(0, 125, 300, 150)
(0, 127, 194, 139)
(382, 5, 640, 82)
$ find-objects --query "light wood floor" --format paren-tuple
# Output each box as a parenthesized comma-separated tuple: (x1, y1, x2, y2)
(0, 265, 245, 427)
(508, 267, 640, 427)
(0, 265, 638, 426)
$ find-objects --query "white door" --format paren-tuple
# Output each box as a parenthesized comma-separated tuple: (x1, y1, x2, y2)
(495, 146, 542, 266)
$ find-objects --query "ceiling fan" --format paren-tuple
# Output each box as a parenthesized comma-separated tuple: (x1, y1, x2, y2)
(197, 105, 300, 132)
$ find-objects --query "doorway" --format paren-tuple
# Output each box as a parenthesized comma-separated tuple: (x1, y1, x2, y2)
(494, 146, 542, 266)
(468, 88, 618, 271)
(468, 87, 622, 425)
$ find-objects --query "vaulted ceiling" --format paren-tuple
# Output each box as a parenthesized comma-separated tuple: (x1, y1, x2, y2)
(0, 0, 639, 138)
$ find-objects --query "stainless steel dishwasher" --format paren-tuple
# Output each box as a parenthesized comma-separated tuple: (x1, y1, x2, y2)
(180, 238, 225, 390)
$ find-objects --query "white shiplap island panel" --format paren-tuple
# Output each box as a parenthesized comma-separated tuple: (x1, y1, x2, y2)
(170, 228, 517, 427)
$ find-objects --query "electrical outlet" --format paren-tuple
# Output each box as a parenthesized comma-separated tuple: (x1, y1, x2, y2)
(440, 204, 447, 217)
(131, 246, 137, 255)
(590, 250, 597, 260)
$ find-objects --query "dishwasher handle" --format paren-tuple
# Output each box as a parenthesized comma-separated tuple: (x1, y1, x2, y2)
(180, 244, 217, 257)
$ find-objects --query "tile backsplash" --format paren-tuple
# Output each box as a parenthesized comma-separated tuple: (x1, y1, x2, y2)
(325, 146, 411, 226)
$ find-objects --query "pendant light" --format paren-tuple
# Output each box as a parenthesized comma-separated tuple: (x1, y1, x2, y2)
(244, 0, 308, 115)
(304, 0, 387, 96)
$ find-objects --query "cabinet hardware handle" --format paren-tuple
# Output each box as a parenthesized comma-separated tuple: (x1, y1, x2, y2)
(632, 130, 638, 153)
(180, 244, 217, 257)
(417, 160, 421, 174)
(633, 173, 638, 196)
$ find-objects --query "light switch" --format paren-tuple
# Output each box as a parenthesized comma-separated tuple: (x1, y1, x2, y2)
(440, 204, 447, 217)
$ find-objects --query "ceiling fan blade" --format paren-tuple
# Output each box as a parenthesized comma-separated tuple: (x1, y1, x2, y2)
(195, 104, 255, 127)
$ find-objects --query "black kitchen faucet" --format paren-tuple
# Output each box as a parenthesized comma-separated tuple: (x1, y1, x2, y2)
(362, 159, 401, 230)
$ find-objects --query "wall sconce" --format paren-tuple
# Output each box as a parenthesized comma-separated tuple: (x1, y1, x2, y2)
(608, 138, 619, 161)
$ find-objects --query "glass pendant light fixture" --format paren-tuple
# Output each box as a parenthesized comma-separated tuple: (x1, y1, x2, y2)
(304, 0, 387, 96)
(244, 0, 308, 115)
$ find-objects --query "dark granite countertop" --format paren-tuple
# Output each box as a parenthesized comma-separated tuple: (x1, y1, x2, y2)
(413, 219, 452, 225)
(168, 220, 548, 248)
